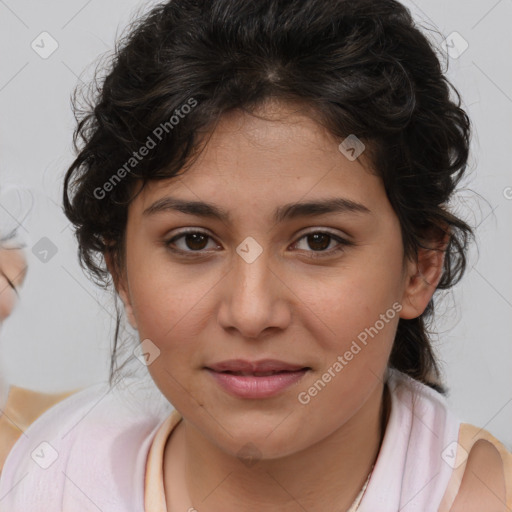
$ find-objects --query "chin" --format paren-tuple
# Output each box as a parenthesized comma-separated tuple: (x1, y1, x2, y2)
(212, 423, 308, 462)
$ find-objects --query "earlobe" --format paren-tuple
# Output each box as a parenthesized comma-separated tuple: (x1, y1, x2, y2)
(399, 232, 449, 320)
(104, 250, 138, 331)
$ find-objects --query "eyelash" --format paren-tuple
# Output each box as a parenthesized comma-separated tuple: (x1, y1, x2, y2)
(164, 229, 354, 259)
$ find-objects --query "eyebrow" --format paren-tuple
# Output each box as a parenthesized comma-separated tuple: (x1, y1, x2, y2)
(143, 196, 371, 223)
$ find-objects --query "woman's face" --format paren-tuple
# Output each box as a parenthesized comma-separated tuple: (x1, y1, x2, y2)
(115, 100, 427, 460)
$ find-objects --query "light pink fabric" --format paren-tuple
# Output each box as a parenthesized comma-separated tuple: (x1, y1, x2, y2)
(0, 370, 460, 512)
(359, 370, 461, 511)
(0, 378, 173, 512)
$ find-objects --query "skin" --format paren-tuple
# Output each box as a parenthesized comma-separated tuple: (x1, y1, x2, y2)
(445, 440, 507, 511)
(439, 427, 508, 512)
(109, 99, 446, 512)
(0, 248, 27, 323)
(0, 246, 27, 414)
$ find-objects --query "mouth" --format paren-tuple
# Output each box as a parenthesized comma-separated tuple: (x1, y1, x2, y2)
(205, 363, 311, 399)
(205, 358, 310, 374)
(215, 369, 309, 376)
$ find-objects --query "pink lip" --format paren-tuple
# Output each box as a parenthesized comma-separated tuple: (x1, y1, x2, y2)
(205, 359, 310, 399)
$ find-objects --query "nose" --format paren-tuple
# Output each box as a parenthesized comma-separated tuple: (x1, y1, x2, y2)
(217, 243, 291, 339)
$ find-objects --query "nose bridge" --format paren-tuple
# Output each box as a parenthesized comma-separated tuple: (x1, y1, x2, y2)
(218, 236, 289, 337)
(232, 236, 273, 303)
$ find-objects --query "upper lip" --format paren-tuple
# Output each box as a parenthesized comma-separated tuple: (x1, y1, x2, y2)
(206, 359, 309, 373)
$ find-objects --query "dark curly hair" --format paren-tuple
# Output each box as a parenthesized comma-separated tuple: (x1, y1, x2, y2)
(63, 0, 474, 391)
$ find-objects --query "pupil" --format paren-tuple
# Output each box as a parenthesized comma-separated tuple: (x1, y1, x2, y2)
(186, 233, 207, 250)
(308, 233, 329, 251)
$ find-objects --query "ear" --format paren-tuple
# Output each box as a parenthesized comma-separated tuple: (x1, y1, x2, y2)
(104, 250, 138, 330)
(399, 228, 450, 320)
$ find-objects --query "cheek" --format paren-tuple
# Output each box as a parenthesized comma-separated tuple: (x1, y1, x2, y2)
(128, 256, 217, 355)
(127, 263, 212, 407)
(291, 272, 400, 445)
(299, 254, 403, 349)
(292, 244, 404, 406)
(128, 245, 186, 324)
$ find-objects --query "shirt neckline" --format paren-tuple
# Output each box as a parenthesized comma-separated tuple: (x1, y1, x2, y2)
(144, 408, 377, 512)
(144, 409, 183, 512)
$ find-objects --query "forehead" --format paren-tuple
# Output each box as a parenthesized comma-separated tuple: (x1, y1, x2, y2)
(130, 100, 386, 219)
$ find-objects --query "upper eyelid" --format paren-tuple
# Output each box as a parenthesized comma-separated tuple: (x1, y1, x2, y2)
(168, 226, 347, 238)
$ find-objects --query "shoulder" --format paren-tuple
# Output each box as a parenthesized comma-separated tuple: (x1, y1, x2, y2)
(438, 423, 512, 512)
(0, 378, 173, 512)
(374, 371, 512, 511)
(0, 386, 80, 473)
(387, 372, 512, 510)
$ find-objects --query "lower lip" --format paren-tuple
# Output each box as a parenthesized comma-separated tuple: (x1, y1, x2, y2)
(206, 369, 309, 399)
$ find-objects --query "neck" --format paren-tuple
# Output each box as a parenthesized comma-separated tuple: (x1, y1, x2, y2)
(164, 383, 390, 512)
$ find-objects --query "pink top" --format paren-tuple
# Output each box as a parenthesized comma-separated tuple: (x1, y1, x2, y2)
(143, 410, 371, 512)
(0, 370, 463, 511)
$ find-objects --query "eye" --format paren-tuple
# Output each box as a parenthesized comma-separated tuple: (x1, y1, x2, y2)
(165, 230, 220, 255)
(164, 229, 353, 259)
(291, 231, 353, 258)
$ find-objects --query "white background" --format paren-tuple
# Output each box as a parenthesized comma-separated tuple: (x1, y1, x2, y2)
(0, 0, 511, 448)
